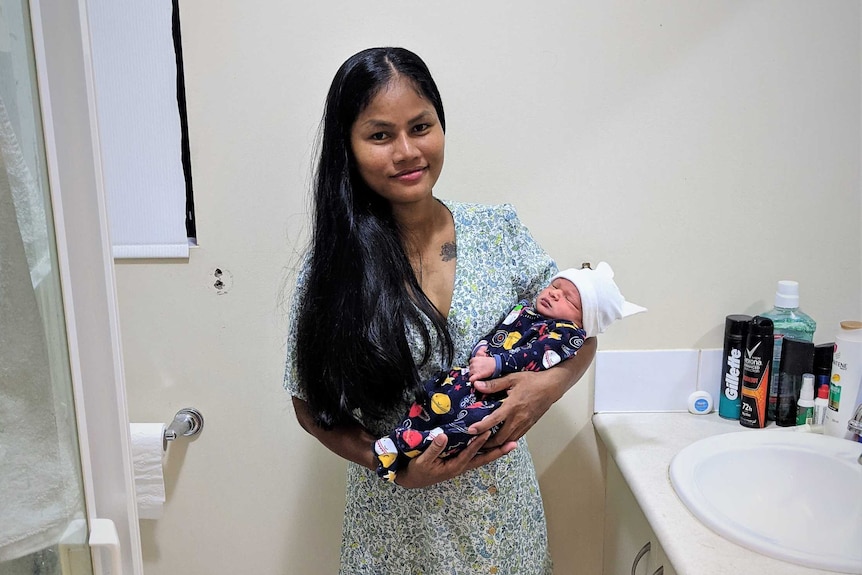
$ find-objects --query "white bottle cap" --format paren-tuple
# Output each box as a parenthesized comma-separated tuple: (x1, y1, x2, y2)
(774, 280, 799, 308)
(800, 373, 815, 401)
(687, 391, 714, 415)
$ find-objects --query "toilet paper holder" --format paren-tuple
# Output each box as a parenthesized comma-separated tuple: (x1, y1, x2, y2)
(163, 408, 204, 450)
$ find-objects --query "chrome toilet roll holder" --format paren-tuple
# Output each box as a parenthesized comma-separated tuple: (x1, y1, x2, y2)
(162, 408, 204, 451)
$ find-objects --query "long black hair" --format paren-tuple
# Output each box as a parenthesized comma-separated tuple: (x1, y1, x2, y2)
(295, 47, 454, 429)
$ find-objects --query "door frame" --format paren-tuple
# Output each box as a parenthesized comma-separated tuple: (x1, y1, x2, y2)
(29, 0, 142, 572)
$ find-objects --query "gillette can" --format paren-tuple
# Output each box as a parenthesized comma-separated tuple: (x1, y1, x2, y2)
(718, 314, 751, 420)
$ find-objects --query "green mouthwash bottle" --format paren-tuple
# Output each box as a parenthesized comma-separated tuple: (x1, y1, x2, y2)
(763, 280, 816, 421)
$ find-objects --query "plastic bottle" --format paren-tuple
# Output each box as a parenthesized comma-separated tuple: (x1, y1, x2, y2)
(740, 316, 774, 429)
(718, 314, 751, 420)
(824, 321, 862, 439)
(813, 382, 829, 425)
(762, 281, 816, 421)
(776, 338, 814, 427)
(796, 373, 815, 425)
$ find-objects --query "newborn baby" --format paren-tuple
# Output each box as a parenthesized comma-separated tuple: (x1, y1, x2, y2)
(374, 262, 646, 482)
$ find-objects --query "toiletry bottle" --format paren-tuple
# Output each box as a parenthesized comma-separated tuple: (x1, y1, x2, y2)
(813, 381, 829, 425)
(762, 281, 816, 421)
(796, 373, 815, 425)
(740, 316, 774, 429)
(824, 321, 862, 439)
(719, 314, 751, 420)
(776, 338, 814, 427)
(814, 342, 834, 398)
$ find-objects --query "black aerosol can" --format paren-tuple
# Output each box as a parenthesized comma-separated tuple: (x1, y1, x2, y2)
(740, 316, 774, 428)
(718, 315, 751, 420)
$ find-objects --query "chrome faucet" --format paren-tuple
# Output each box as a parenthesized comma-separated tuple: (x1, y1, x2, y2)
(849, 404, 862, 465)
(849, 403, 862, 435)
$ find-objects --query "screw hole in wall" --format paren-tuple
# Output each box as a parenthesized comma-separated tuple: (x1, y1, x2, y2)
(212, 268, 233, 295)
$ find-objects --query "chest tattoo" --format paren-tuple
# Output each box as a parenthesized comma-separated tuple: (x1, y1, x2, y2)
(440, 241, 457, 262)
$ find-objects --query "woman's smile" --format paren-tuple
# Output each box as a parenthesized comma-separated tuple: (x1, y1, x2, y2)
(392, 166, 428, 182)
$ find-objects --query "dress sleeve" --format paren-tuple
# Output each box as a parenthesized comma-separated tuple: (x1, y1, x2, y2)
(283, 257, 310, 400)
(498, 204, 557, 302)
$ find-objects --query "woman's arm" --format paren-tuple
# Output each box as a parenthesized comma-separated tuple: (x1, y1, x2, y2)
(292, 396, 518, 488)
(468, 336, 597, 447)
(292, 397, 379, 471)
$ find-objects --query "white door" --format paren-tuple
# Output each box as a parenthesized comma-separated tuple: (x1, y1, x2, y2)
(0, 0, 141, 573)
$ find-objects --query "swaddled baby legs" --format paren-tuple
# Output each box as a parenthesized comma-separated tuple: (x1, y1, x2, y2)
(374, 367, 504, 482)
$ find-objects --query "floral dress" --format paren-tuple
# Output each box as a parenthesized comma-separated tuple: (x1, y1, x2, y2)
(284, 200, 557, 575)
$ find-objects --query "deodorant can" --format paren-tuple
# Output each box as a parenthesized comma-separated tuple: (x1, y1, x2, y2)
(775, 337, 814, 427)
(719, 314, 751, 420)
(740, 316, 774, 429)
(814, 342, 835, 398)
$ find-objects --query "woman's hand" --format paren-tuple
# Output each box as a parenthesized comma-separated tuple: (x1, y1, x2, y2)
(393, 431, 517, 489)
(468, 337, 597, 447)
(468, 370, 560, 447)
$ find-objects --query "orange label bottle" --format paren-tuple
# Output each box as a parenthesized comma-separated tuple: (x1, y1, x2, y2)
(740, 316, 774, 429)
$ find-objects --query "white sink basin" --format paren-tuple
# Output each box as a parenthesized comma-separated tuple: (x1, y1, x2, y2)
(670, 429, 862, 574)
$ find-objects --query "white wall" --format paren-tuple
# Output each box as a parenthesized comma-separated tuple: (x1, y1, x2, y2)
(115, 2, 861, 574)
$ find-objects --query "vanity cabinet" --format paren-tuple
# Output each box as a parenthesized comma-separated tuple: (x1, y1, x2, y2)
(602, 457, 677, 575)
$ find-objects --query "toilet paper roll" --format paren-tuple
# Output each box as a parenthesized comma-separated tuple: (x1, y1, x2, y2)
(130, 423, 166, 520)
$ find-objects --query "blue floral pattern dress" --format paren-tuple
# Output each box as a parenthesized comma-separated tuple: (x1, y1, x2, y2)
(284, 200, 557, 575)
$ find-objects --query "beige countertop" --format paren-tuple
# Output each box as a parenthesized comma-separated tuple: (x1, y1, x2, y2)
(593, 412, 857, 575)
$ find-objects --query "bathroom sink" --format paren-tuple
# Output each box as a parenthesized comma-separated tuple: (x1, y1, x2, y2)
(669, 429, 862, 573)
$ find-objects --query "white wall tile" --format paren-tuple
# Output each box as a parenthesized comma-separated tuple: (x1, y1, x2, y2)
(697, 348, 723, 402)
(595, 349, 699, 412)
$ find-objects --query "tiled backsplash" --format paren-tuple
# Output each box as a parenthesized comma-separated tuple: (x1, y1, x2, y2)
(594, 349, 723, 412)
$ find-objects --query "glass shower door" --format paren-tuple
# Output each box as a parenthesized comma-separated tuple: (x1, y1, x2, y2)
(0, 0, 95, 573)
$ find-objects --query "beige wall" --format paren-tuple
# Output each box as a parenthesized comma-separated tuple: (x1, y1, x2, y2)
(115, 2, 861, 574)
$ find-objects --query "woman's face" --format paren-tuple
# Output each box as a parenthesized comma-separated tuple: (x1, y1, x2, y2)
(350, 75, 445, 206)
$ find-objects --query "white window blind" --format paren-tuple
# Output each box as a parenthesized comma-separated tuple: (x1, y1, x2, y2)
(87, 0, 189, 259)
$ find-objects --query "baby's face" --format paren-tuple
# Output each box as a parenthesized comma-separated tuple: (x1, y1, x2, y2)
(535, 278, 583, 325)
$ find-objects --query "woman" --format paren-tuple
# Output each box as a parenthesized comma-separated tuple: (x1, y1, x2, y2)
(284, 47, 596, 574)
